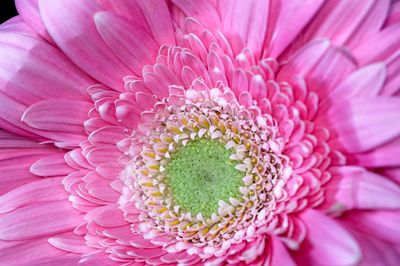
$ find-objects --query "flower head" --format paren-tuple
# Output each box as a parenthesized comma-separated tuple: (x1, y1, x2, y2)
(1, 0, 400, 265)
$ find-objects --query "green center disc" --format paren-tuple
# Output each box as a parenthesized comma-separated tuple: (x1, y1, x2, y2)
(165, 139, 244, 217)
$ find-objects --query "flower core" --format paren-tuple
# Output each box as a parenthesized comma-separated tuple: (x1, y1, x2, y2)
(166, 139, 244, 217)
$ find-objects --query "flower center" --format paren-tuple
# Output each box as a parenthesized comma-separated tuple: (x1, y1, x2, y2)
(166, 139, 244, 217)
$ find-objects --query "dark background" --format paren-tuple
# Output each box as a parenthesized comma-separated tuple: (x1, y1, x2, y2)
(0, 0, 18, 24)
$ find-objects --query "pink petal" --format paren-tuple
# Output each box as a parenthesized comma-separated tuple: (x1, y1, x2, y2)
(301, 0, 388, 47)
(39, 0, 132, 90)
(278, 39, 356, 96)
(135, 0, 175, 46)
(385, 2, 400, 26)
(267, 0, 325, 58)
(354, 23, 400, 65)
(351, 138, 400, 168)
(15, 0, 52, 41)
(48, 233, 93, 254)
(352, 230, 400, 266)
(318, 97, 400, 153)
(382, 52, 400, 96)
(324, 166, 400, 213)
(95, 0, 149, 30)
(0, 177, 66, 213)
(220, 0, 269, 57)
(0, 147, 57, 194)
(270, 237, 296, 266)
(30, 154, 74, 177)
(327, 63, 386, 100)
(0, 201, 82, 241)
(94, 12, 159, 76)
(172, 0, 220, 30)
(0, 238, 79, 266)
(93, 205, 127, 227)
(22, 98, 91, 147)
(0, 31, 93, 105)
(300, 209, 361, 265)
(344, 210, 400, 244)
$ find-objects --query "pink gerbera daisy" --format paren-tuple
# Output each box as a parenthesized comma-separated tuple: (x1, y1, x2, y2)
(1, 0, 400, 265)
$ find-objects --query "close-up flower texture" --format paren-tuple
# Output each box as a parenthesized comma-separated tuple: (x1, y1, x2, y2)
(0, 0, 400, 265)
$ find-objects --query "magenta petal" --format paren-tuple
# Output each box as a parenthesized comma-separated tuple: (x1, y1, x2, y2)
(94, 12, 159, 76)
(0, 201, 82, 241)
(39, 0, 132, 90)
(300, 209, 361, 265)
(270, 237, 296, 266)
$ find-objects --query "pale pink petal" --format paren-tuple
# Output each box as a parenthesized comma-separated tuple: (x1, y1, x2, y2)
(267, 0, 325, 58)
(49, 233, 94, 254)
(300, 209, 361, 265)
(22, 98, 91, 147)
(0, 31, 93, 105)
(0, 201, 82, 241)
(219, 0, 269, 57)
(135, 0, 175, 46)
(324, 166, 400, 213)
(94, 12, 159, 76)
(39, 0, 132, 90)
(318, 97, 400, 153)
(0, 177, 66, 213)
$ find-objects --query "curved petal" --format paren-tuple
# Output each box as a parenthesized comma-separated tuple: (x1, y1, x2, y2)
(39, 0, 132, 90)
(22, 98, 92, 148)
(0, 32, 93, 105)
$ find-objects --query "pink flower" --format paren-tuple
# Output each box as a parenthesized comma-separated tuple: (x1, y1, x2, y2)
(1, 0, 400, 265)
